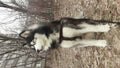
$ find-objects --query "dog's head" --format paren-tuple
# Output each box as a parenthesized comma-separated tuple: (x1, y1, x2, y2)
(19, 24, 57, 52)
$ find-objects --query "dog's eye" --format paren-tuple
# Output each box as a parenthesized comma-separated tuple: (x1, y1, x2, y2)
(30, 37, 37, 45)
(31, 46, 35, 49)
(30, 41, 35, 45)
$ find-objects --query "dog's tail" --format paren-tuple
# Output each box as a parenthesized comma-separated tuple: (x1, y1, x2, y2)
(89, 19, 120, 25)
(59, 17, 120, 25)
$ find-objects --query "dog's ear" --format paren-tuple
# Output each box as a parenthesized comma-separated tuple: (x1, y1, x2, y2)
(19, 30, 31, 39)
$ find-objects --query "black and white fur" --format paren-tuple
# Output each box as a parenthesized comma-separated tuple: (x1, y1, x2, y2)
(19, 18, 119, 52)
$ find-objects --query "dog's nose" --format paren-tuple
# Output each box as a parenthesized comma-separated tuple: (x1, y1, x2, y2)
(36, 49, 43, 53)
(37, 50, 40, 53)
(36, 46, 43, 53)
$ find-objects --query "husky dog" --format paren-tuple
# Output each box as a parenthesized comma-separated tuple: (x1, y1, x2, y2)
(19, 18, 119, 52)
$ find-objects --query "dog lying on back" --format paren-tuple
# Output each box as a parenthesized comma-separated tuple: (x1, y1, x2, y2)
(19, 17, 119, 52)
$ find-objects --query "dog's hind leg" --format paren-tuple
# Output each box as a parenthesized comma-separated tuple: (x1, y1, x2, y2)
(63, 24, 110, 38)
(60, 39, 107, 48)
(77, 23, 110, 33)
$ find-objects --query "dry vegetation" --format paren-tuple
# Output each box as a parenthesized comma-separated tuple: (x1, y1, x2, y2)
(46, 0, 120, 68)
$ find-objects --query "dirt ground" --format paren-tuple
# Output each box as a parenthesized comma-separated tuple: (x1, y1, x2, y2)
(46, 0, 120, 68)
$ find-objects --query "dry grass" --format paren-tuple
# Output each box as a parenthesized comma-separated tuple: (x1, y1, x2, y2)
(46, 0, 120, 68)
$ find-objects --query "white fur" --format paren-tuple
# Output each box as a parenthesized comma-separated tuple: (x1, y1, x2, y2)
(63, 27, 82, 37)
(60, 40, 107, 48)
(63, 24, 110, 37)
(33, 33, 52, 51)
